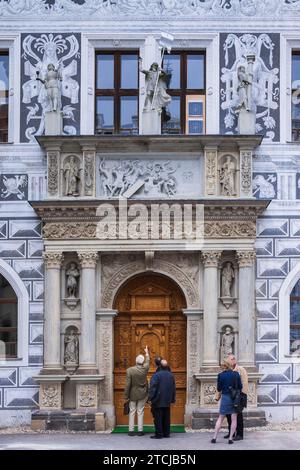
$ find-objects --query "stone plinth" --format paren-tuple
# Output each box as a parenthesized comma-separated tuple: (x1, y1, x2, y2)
(238, 108, 256, 135)
(45, 110, 63, 136)
(142, 109, 161, 134)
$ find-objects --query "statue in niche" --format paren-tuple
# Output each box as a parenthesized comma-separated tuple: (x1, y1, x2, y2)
(220, 156, 236, 196)
(221, 262, 235, 297)
(66, 262, 80, 298)
(221, 326, 234, 360)
(64, 329, 79, 364)
(63, 156, 81, 196)
(139, 60, 171, 112)
(36, 63, 62, 113)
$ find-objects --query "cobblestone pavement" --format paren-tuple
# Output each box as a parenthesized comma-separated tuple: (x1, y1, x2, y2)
(0, 431, 299, 450)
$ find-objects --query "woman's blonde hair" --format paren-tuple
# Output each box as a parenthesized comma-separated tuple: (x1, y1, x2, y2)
(221, 358, 233, 371)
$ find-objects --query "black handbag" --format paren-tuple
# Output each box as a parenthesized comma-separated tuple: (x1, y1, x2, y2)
(123, 401, 130, 415)
(229, 372, 242, 411)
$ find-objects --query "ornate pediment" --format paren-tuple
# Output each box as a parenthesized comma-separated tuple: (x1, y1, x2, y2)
(0, 0, 299, 20)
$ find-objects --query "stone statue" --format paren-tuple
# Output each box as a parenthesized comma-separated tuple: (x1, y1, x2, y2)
(64, 329, 79, 364)
(221, 326, 234, 360)
(221, 262, 235, 297)
(36, 63, 62, 113)
(236, 64, 253, 112)
(139, 60, 171, 112)
(63, 156, 81, 196)
(220, 156, 236, 196)
(66, 262, 80, 298)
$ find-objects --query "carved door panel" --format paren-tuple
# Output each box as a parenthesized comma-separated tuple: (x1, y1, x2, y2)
(113, 274, 187, 426)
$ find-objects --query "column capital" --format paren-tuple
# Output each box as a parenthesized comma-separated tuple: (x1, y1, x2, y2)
(202, 251, 222, 267)
(236, 250, 256, 267)
(43, 252, 64, 268)
(78, 251, 99, 268)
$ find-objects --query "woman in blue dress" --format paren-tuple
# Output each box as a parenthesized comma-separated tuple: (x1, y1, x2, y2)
(211, 359, 242, 444)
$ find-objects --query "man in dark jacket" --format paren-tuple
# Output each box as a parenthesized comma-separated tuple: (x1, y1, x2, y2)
(148, 359, 176, 439)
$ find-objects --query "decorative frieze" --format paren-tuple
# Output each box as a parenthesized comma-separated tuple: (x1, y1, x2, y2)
(236, 250, 256, 267)
(204, 221, 256, 238)
(202, 251, 222, 267)
(42, 252, 63, 269)
(43, 222, 97, 240)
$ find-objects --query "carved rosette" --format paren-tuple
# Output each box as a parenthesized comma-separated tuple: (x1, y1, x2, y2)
(43, 252, 63, 269)
(40, 383, 61, 409)
(202, 251, 222, 268)
(236, 251, 256, 267)
(240, 151, 252, 196)
(78, 251, 99, 269)
(202, 383, 217, 406)
(205, 150, 218, 196)
(77, 384, 97, 408)
(84, 152, 95, 196)
(47, 151, 59, 196)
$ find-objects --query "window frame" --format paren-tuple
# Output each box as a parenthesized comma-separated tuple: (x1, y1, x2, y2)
(292, 50, 300, 142)
(0, 50, 9, 143)
(0, 281, 17, 358)
(162, 50, 206, 135)
(95, 50, 139, 135)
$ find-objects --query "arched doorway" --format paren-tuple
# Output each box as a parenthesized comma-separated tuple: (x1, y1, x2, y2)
(113, 273, 187, 425)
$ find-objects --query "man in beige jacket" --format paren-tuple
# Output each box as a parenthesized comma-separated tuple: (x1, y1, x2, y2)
(224, 353, 249, 441)
(124, 346, 150, 436)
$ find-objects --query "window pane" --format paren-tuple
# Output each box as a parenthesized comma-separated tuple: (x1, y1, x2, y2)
(96, 54, 114, 89)
(290, 328, 300, 355)
(0, 274, 16, 299)
(292, 54, 300, 85)
(0, 54, 9, 143)
(187, 54, 204, 89)
(120, 96, 138, 133)
(96, 97, 114, 131)
(162, 97, 181, 134)
(290, 300, 300, 324)
(189, 101, 203, 116)
(121, 55, 138, 89)
(0, 302, 17, 358)
(163, 54, 180, 89)
(291, 280, 300, 296)
(188, 120, 203, 134)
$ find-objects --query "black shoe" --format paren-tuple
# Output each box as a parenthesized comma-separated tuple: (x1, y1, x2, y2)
(234, 435, 243, 441)
(228, 440, 234, 444)
(137, 432, 144, 436)
(128, 432, 135, 436)
(223, 434, 230, 439)
(150, 435, 162, 439)
(211, 438, 216, 444)
(163, 435, 170, 438)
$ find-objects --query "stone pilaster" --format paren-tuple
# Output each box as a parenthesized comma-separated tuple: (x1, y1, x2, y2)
(97, 309, 118, 428)
(43, 252, 63, 370)
(202, 251, 222, 367)
(240, 149, 253, 198)
(183, 309, 202, 425)
(236, 250, 256, 366)
(204, 147, 218, 196)
(47, 149, 60, 198)
(78, 251, 98, 371)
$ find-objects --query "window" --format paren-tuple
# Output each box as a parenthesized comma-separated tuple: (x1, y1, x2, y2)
(0, 52, 9, 143)
(290, 279, 300, 355)
(0, 273, 17, 358)
(162, 52, 205, 134)
(292, 52, 300, 142)
(95, 52, 139, 135)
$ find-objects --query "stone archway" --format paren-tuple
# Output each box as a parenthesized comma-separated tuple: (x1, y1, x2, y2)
(113, 272, 187, 425)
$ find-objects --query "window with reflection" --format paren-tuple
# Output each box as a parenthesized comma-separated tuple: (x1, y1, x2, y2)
(290, 279, 300, 355)
(0, 274, 17, 358)
(162, 51, 205, 134)
(292, 52, 300, 142)
(95, 52, 139, 134)
(0, 52, 9, 143)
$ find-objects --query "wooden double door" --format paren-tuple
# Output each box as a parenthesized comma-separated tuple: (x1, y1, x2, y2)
(114, 274, 187, 425)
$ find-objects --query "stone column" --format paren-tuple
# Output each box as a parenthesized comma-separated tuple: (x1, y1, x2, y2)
(183, 308, 202, 425)
(78, 251, 98, 371)
(237, 250, 256, 366)
(43, 252, 63, 370)
(97, 309, 118, 428)
(202, 251, 222, 367)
